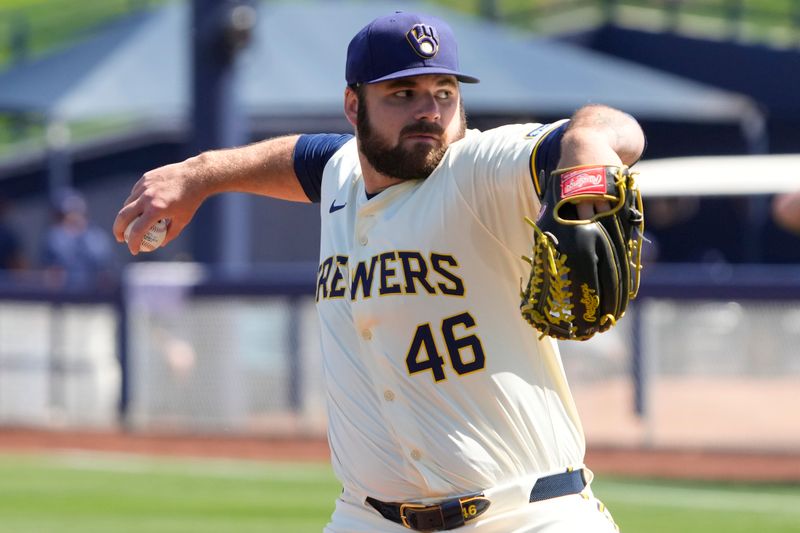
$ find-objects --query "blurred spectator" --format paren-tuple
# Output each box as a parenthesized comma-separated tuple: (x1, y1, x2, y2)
(772, 191, 800, 234)
(40, 188, 114, 289)
(0, 196, 26, 271)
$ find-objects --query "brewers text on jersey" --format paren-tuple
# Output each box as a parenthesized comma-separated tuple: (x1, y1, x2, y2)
(316, 251, 464, 301)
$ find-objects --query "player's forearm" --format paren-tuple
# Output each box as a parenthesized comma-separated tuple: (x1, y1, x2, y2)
(113, 134, 306, 253)
(558, 104, 645, 168)
(187, 134, 306, 202)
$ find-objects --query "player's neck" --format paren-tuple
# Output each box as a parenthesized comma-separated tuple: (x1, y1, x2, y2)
(358, 153, 407, 195)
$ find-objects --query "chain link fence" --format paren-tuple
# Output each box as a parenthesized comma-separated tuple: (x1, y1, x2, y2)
(1, 263, 798, 453)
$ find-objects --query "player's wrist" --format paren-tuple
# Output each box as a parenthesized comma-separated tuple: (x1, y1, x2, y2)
(184, 151, 231, 199)
(559, 127, 623, 162)
(564, 106, 645, 165)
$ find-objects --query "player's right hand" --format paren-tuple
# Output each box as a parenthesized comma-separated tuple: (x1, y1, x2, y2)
(113, 158, 208, 255)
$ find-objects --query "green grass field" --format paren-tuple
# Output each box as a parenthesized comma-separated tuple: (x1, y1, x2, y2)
(0, 452, 798, 533)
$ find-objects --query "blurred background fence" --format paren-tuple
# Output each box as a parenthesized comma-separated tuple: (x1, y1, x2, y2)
(0, 279, 120, 428)
(2, 262, 798, 453)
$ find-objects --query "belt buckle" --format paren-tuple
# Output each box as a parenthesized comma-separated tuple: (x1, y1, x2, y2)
(399, 502, 431, 529)
(459, 495, 487, 521)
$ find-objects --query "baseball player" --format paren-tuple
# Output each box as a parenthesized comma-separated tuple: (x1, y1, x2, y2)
(114, 12, 644, 532)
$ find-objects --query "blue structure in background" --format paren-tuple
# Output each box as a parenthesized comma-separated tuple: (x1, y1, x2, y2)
(189, 0, 256, 268)
(0, 2, 757, 127)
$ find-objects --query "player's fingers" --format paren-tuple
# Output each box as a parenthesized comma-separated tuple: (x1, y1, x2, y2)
(123, 177, 147, 206)
(125, 213, 168, 256)
(162, 217, 187, 246)
(577, 202, 594, 220)
(595, 200, 612, 214)
(576, 200, 613, 220)
(112, 198, 144, 244)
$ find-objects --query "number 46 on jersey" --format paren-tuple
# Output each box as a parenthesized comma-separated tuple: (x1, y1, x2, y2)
(406, 311, 485, 382)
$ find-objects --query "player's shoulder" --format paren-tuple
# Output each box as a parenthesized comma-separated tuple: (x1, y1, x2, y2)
(326, 135, 358, 163)
(463, 123, 541, 141)
(321, 136, 361, 193)
(497, 121, 569, 140)
(323, 136, 359, 174)
(448, 121, 566, 159)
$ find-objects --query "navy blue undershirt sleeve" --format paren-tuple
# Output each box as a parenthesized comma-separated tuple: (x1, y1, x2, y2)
(293, 133, 354, 203)
(532, 122, 569, 195)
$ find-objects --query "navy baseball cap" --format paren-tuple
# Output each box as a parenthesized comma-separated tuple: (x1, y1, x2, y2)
(346, 11, 479, 86)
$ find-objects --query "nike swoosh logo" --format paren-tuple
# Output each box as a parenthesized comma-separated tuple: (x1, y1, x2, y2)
(329, 200, 347, 213)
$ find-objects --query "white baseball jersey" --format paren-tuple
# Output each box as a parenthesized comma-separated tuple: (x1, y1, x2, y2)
(313, 121, 584, 503)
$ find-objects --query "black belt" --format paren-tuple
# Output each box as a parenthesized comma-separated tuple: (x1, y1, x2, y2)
(366, 468, 586, 531)
(528, 468, 586, 502)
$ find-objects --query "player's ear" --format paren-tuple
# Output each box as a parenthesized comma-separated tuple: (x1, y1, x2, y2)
(344, 86, 359, 127)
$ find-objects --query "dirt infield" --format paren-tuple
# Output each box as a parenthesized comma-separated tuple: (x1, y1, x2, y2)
(1, 427, 798, 483)
(585, 445, 800, 482)
(0, 427, 329, 462)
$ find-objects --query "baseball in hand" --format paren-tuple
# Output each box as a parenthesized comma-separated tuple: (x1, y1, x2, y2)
(124, 218, 168, 252)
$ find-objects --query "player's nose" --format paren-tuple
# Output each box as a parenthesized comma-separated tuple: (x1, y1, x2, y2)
(414, 93, 441, 122)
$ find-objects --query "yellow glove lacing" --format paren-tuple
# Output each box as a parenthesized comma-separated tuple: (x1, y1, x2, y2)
(521, 218, 576, 340)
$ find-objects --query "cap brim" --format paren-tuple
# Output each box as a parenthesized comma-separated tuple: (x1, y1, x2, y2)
(366, 66, 479, 84)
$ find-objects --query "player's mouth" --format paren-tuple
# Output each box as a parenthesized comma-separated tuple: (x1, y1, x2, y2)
(401, 121, 444, 143)
(403, 133, 441, 144)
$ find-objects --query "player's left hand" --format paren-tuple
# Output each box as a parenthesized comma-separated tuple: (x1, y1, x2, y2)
(520, 165, 645, 341)
(576, 200, 612, 220)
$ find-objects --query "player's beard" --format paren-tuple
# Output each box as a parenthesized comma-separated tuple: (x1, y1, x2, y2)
(357, 101, 466, 181)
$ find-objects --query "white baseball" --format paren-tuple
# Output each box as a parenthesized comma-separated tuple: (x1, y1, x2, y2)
(124, 218, 169, 252)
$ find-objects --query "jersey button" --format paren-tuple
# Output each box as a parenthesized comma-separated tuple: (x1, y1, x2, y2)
(359, 234, 368, 245)
(410, 449, 422, 461)
(383, 390, 395, 401)
(361, 329, 372, 340)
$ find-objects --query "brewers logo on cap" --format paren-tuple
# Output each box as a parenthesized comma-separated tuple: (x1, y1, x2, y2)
(406, 24, 439, 58)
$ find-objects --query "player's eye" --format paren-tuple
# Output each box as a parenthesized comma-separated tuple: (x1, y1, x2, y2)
(436, 89, 453, 100)
(393, 90, 412, 99)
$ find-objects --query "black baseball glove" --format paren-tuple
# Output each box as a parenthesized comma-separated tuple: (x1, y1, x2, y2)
(520, 165, 645, 341)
